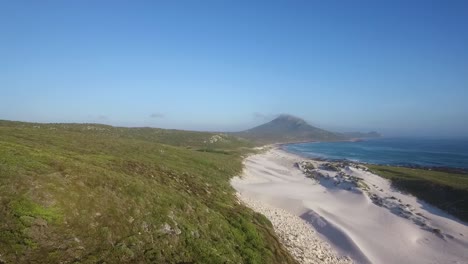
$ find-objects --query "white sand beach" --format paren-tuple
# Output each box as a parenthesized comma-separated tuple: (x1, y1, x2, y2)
(231, 148, 468, 264)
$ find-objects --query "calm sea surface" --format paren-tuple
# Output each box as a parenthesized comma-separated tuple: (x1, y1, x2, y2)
(284, 138, 468, 169)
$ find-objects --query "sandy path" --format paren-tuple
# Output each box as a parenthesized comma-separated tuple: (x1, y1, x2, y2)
(231, 148, 468, 264)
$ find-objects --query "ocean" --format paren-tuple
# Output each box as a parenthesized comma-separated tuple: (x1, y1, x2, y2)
(283, 138, 468, 169)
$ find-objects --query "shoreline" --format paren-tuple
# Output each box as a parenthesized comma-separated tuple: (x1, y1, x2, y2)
(232, 147, 468, 264)
(280, 141, 468, 174)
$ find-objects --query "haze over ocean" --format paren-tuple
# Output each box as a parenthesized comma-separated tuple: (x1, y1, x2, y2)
(284, 138, 468, 169)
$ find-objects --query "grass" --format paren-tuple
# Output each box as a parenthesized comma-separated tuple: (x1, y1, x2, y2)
(368, 164, 468, 222)
(11, 198, 62, 224)
(0, 120, 296, 264)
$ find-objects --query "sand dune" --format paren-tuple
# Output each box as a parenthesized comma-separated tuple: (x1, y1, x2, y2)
(231, 148, 468, 264)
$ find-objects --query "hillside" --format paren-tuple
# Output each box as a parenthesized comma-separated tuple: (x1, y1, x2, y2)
(368, 164, 468, 222)
(234, 114, 345, 144)
(0, 120, 297, 263)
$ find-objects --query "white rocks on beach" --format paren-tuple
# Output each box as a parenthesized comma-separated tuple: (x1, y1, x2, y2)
(236, 194, 352, 264)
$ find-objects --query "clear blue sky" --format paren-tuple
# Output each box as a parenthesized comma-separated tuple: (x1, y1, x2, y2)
(2, 0, 468, 137)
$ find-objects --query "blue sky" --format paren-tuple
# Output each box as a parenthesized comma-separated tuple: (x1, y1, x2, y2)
(1, 0, 467, 136)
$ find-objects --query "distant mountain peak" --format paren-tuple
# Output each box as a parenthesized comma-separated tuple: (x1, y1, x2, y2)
(232, 113, 380, 144)
(273, 114, 306, 124)
(234, 114, 344, 144)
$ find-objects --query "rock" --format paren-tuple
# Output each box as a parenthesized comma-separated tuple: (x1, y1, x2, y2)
(159, 223, 181, 236)
(190, 230, 200, 238)
(235, 193, 353, 264)
(159, 223, 172, 234)
(141, 221, 150, 233)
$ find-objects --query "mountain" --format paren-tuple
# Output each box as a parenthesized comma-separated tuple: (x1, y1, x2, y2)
(234, 114, 345, 144)
(341, 131, 382, 139)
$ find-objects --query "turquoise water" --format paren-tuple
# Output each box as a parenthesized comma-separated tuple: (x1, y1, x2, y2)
(284, 138, 468, 169)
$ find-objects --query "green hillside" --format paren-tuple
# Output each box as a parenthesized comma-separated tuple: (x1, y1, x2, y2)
(368, 165, 468, 222)
(0, 120, 296, 263)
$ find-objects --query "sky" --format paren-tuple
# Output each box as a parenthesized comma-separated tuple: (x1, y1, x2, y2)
(1, 0, 468, 137)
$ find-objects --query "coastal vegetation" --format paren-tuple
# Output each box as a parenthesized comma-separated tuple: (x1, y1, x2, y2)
(2, 117, 466, 263)
(368, 165, 468, 222)
(0, 120, 297, 263)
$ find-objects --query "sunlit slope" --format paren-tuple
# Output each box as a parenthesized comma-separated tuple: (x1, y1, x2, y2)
(0, 121, 296, 263)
